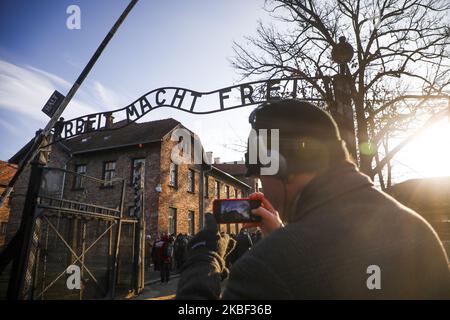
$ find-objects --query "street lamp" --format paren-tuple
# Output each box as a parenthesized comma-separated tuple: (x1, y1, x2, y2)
(331, 36, 354, 75)
(330, 36, 357, 159)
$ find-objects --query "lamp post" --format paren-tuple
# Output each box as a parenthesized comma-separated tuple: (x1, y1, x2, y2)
(331, 36, 358, 159)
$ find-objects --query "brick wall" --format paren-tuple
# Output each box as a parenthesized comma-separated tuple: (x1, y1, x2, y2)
(63, 142, 162, 236)
(156, 134, 251, 237)
(157, 136, 200, 237)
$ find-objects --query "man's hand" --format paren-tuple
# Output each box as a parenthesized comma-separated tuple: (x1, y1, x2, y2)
(188, 213, 235, 260)
(177, 214, 235, 299)
(243, 192, 284, 236)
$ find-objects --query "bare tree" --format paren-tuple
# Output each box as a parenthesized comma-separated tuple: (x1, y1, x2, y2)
(232, 0, 450, 181)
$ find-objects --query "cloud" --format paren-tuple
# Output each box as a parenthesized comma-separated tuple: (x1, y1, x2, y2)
(0, 117, 21, 135)
(91, 80, 129, 110)
(0, 59, 127, 124)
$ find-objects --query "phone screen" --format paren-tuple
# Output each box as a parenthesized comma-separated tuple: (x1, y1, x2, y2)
(213, 199, 261, 224)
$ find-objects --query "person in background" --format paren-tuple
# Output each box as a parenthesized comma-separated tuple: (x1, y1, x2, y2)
(233, 229, 253, 261)
(159, 234, 173, 284)
(151, 235, 164, 272)
(174, 233, 189, 271)
(145, 235, 153, 270)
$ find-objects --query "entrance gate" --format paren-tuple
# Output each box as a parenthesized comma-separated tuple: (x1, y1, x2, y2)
(2, 166, 144, 300)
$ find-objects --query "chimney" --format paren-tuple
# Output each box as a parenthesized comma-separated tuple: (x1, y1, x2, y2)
(214, 157, 221, 164)
(104, 113, 115, 128)
(206, 151, 213, 164)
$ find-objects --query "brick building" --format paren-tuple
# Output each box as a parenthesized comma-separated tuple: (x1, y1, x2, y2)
(6, 118, 254, 243)
(0, 161, 17, 250)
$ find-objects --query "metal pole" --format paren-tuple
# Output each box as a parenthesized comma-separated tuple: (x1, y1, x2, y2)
(199, 167, 204, 229)
(6, 162, 44, 300)
(132, 164, 145, 294)
(332, 73, 358, 159)
(30, 217, 42, 300)
(139, 186, 145, 292)
(41, 220, 49, 300)
(0, 0, 139, 208)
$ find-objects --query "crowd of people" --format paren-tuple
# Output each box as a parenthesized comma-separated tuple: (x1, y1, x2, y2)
(148, 229, 263, 284)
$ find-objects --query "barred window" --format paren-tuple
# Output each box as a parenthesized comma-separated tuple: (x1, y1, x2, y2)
(0, 222, 7, 235)
(188, 211, 195, 236)
(74, 164, 86, 189)
(203, 174, 209, 198)
(169, 207, 177, 235)
(187, 169, 195, 193)
(103, 161, 116, 186)
(169, 162, 178, 187)
(132, 158, 145, 184)
(214, 180, 220, 199)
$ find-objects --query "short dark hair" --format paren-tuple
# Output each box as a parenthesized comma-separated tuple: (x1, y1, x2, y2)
(249, 99, 351, 175)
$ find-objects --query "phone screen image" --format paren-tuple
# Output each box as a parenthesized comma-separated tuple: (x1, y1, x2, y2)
(213, 199, 261, 224)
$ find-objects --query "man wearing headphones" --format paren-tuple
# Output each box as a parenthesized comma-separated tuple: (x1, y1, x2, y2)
(176, 99, 450, 299)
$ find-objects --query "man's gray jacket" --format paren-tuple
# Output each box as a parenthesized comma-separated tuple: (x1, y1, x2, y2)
(176, 163, 450, 299)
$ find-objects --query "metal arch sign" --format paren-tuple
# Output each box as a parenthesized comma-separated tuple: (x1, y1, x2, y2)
(57, 76, 328, 141)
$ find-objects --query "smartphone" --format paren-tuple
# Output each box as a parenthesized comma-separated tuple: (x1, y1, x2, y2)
(213, 198, 262, 224)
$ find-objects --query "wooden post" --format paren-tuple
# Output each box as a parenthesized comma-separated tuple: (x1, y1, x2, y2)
(79, 221, 87, 300)
(109, 180, 125, 299)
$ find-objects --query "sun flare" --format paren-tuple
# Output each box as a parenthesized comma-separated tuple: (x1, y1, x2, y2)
(396, 119, 450, 179)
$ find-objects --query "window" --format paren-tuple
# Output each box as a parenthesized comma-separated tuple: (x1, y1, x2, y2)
(188, 211, 195, 236)
(74, 164, 86, 189)
(225, 185, 230, 199)
(203, 175, 209, 198)
(131, 158, 145, 184)
(103, 161, 116, 186)
(214, 180, 220, 199)
(235, 223, 239, 234)
(226, 223, 231, 234)
(0, 222, 7, 235)
(169, 162, 178, 187)
(128, 206, 135, 217)
(187, 169, 195, 193)
(234, 188, 238, 199)
(168, 207, 177, 235)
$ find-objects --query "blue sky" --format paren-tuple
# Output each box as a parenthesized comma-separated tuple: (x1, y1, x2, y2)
(0, 0, 271, 162)
(1, 0, 449, 182)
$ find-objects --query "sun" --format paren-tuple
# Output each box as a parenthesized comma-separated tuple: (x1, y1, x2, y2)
(395, 119, 450, 179)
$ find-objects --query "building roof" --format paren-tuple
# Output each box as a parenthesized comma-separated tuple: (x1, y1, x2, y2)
(213, 163, 247, 176)
(389, 176, 450, 212)
(0, 160, 17, 187)
(9, 118, 180, 163)
(63, 118, 180, 154)
(209, 166, 251, 189)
